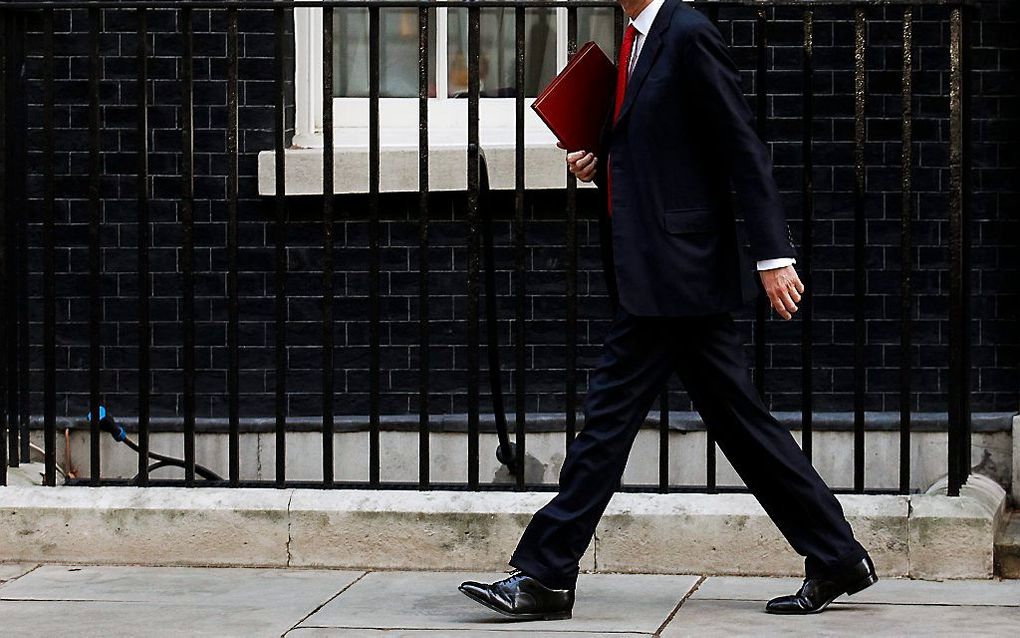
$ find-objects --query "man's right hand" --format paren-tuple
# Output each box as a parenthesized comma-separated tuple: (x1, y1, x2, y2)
(558, 142, 598, 182)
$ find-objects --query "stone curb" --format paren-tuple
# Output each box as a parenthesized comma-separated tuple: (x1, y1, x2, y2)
(0, 480, 1005, 579)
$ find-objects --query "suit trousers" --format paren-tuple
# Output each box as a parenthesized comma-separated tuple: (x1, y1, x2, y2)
(509, 307, 868, 590)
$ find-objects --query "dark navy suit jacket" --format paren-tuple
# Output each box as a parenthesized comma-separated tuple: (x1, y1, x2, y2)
(592, 0, 796, 317)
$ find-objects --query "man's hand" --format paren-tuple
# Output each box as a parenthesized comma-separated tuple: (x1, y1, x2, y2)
(558, 141, 597, 183)
(759, 264, 804, 320)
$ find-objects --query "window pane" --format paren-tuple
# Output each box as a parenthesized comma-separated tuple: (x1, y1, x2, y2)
(447, 8, 557, 98)
(578, 7, 617, 61)
(334, 8, 438, 97)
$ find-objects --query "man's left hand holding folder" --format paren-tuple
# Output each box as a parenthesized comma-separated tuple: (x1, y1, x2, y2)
(558, 141, 598, 183)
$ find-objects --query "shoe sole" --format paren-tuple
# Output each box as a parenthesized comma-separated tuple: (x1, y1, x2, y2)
(458, 587, 572, 621)
(765, 573, 879, 615)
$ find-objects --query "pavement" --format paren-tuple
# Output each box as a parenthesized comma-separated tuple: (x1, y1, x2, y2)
(0, 564, 1017, 637)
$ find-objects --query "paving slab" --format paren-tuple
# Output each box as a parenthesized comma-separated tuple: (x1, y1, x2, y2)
(692, 576, 1020, 607)
(300, 571, 698, 634)
(0, 563, 37, 584)
(0, 565, 363, 607)
(0, 600, 302, 638)
(660, 598, 1020, 637)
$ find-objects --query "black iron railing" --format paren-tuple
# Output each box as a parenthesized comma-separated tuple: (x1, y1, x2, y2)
(0, 0, 975, 495)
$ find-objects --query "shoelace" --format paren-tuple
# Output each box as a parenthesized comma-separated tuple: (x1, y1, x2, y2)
(496, 568, 526, 587)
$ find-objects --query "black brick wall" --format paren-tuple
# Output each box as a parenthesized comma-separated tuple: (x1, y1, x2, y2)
(10, 1, 1018, 425)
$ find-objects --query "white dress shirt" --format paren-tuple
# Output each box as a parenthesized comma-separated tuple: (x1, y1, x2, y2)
(624, 0, 795, 272)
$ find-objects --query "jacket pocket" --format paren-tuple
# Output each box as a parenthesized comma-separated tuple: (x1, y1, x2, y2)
(662, 207, 719, 234)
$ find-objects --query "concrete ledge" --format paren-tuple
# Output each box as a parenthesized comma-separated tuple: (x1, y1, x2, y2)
(595, 493, 910, 578)
(287, 490, 595, 572)
(0, 486, 291, 567)
(0, 481, 1005, 579)
(907, 474, 1009, 579)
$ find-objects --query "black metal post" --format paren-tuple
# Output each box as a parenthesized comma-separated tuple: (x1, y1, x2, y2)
(368, 4, 381, 486)
(947, 4, 970, 496)
(898, 5, 913, 495)
(753, 7, 768, 397)
(564, 2, 578, 451)
(0, 7, 6, 485)
(322, 6, 335, 487)
(227, 6, 240, 486)
(274, 7, 287, 487)
(466, 2, 481, 490)
(852, 6, 866, 493)
(88, 7, 102, 485)
(800, 8, 813, 462)
(42, 9, 57, 487)
(181, 6, 197, 486)
(417, 4, 431, 489)
(513, 4, 527, 489)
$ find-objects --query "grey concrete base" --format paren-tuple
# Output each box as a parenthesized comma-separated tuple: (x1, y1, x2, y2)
(48, 426, 1014, 496)
(595, 493, 911, 577)
(0, 478, 1006, 579)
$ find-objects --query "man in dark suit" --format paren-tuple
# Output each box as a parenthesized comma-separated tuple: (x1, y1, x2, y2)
(460, 0, 877, 619)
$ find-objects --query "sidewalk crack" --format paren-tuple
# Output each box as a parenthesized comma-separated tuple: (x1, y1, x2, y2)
(285, 490, 295, 567)
(282, 571, 369, 637)
(654, 574, 706, 637)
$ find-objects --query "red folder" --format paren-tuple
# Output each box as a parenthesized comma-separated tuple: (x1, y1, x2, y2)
(531, 41, 616, 153)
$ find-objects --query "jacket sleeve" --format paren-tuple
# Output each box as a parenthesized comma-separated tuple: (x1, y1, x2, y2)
(681, 20, 796, 261)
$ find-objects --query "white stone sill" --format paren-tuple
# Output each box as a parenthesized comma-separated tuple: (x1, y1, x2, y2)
(257, 126, 600, 196)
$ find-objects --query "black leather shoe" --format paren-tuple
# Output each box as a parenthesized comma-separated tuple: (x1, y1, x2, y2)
(459, 569, 574, 621)
(765, 556, 878, 615)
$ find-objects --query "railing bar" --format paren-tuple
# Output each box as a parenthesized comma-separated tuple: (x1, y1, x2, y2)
(852, 6, 866, 494)
(800, 7, 813, 462)
(563, 0, 578, 453)
(136, 7, 151, 487)
(513, 4, 526, 489)
(0, 7, 6, 485)
(227, 6, 240, 486)
(88, 6, 102, 485)
(368, 4, 381, 486)
(418, 4, 431, 488)
(466, 2, 480, 489)
(703, 0, 719, 495)
(181, 6, 197, 486)
(947, 4, 969, 496)
(43, 8, 57, 487)
(322, 5, 335, 487)
(898, 5, 913, 495)
(752, 6, 768, 398)
(16, 10, 28, 468)
(510, 3, 526, 487)
(274, 6, 287, 487)
(659, 391, 669, 493)
(960, 2, 973, 487)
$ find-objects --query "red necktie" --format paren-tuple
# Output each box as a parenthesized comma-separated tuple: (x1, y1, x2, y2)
(607, 24, 638, 217)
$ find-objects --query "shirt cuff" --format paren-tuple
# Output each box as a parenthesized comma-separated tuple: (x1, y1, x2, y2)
(756, 257, 796, 271)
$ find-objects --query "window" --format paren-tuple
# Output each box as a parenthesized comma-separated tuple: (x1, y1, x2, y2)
(279, 4, 617, 194)
(294, 3, 617, 142)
